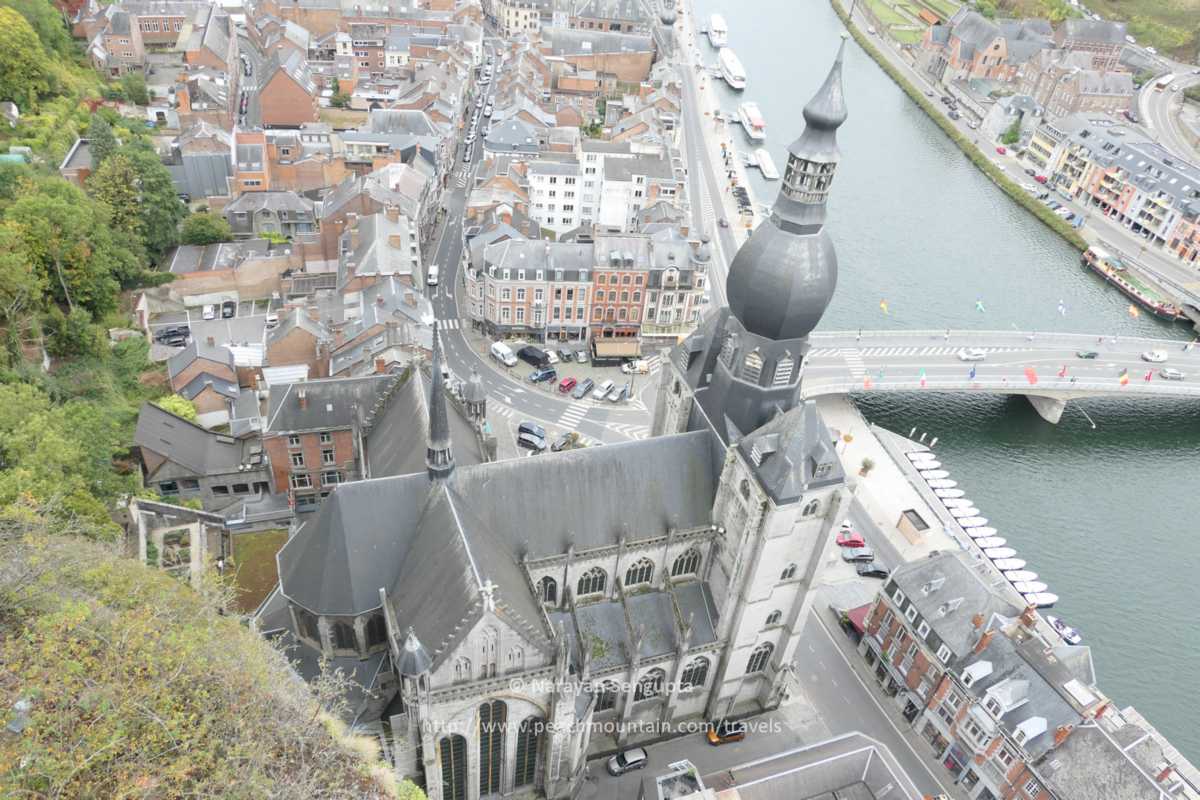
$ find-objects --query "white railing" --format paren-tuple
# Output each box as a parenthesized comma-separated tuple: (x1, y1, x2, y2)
(800, 377, 1200, 399)
(808, 329, 1191, 348)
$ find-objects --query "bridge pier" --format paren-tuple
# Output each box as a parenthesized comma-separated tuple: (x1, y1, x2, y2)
(1027, 395, 1067, 425)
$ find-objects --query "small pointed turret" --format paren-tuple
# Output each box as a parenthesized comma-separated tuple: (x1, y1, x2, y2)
(426, 321, 455, 481)
(397, 626, 432, 677)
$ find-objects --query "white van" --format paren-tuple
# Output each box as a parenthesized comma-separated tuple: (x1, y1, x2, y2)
(490, 341, 517, 367)
(426, 265, 440, 286)
(592, 379, 615, 400)
(202, 304, 217, 320)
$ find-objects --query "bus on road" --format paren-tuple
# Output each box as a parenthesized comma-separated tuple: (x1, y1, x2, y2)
(1155, 74, 1176, 91)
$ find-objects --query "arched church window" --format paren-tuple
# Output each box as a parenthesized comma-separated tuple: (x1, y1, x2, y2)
(680, 657, 709, 689)
(634, 668, 665, 701)
(454, 656, 472, 683)
(332, 620, 356, 651)
(802, 499, 820, 517)
(739, 479, 751, 500)
(538, 575, 557, 605)
(780, 563, 797, 581)
(625, 558, 654, 586)
(365, 613, 388, 647)
(747, 642, 773, 674)
(671, 547, 701, 577)
(593, 680, 619, 711)
(766, 610, 783, 627)
(577, 566, 606, 596)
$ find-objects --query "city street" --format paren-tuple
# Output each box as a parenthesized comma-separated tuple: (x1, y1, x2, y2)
(1138, 73, 1200, 164)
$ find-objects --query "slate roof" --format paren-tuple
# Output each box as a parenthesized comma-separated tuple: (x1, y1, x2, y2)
(1039, 722, 1173, 800)
(736, 401, 845, 504)
(886, 550, 1021, 660)
(178, 371, 240, 401)
(265, 375, 395, 433)
(542, 27, 654, 56)
(134, 402, 250, 476)
(167, 339, 235, 380)
(277, 429, 723, 618)
(224, 190, 315, 218)
(573, 0, 648, 24)
(266, 308, 330, 350)
(1062, 18, 1127, 45)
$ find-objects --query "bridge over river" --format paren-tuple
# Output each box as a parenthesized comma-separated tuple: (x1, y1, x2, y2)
(802, 330, 1200, 423)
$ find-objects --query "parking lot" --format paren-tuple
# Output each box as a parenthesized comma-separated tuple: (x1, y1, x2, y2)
(148, 297, 285, 352)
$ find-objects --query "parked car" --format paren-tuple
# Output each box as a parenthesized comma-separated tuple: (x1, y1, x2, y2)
(517, 432, 546, 453)
(1034, 174, 1048, 184)
(1123, 109, 1140, 124)
(558, 377, 577, 393)
(605, 384, 626, 403)
(518, 421, 546, 440)
(621, 359, 649, 374)
(856, 562, 890, 580)
(518, 345, 550, 368)
(1076, 350, 1099, 359)
(160, 334, 188, 347)
(948, 110, 960, 120)
(545, 349, 560, 364)
(841, 546, 875, 563)
(1024, 167, 1037, 177)
(463, 150, 472, 163)
(995, 146, 1007, 155)
(222, 300, 237, 318)
(575, 349, 588, 364)
(606, 748, 648, 776)
(528, 366, 557, 383)
(1141, 350, 1168, 363)
(592, 379, 615, 400)
(717, 217, 729, 228)
(957, 347, 987, 361)
(264, 313, 279, 330)
(836, 529, 866, 548)
(153, 324, 190, 341)
(202, 304, 217, 320)
(557, 347, 574, 363)
(1047, 201, 1062, 210)
(1159, 367, 1186, 380)
(706, 719, 747, 746)
(490, 342, 518, 367)
(967, 121, 979, 130)
(572, 378, 595, 399)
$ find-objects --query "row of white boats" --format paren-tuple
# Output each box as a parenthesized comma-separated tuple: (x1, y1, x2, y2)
(906, 450, 1084, 647)
(702, 16, 780, 180)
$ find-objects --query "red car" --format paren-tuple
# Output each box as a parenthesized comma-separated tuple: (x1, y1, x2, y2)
(558, 377, 577, 393)
(1034, 175, 1048, 184)
(995, 146, 1007, 155)
(836, 529, 865, 548)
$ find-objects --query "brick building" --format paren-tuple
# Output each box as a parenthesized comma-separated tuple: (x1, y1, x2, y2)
(259, 50, 319, 128)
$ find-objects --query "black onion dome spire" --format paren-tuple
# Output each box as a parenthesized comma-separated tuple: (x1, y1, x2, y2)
(725, 38, 848, 342)
(425, 321, 454, 481)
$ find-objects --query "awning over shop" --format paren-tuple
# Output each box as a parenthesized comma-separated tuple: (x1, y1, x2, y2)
(847, 603, 872, 635)
(592, 338, 640, 357)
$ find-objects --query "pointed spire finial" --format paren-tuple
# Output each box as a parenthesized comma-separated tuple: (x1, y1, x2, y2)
(426, 320, 455, 481)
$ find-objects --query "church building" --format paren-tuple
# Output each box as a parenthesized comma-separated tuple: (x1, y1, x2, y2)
(257, 41, 852, 800)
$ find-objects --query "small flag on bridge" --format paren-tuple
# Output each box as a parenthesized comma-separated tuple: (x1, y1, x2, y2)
(1057, 299, 1067, 316)
(1128, 304, 1140, 318)
(1145, 369, 1153, 382)
(968, 365, 977, 380)
(1118, 367, 1130, 386)
(1024, 367, 1039, 385)
(919, 368, 927, 388)
(975, 298, 987, 313)
(1057, 365, 1068, 378)
(863, 375, 873, 389)
(879, 299, 890, 315)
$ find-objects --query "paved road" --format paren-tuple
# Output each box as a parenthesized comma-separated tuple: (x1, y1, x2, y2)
(1138, 72, 1200, 164)
(802, 329, 1200, 401)
(237, 33, 266, 129)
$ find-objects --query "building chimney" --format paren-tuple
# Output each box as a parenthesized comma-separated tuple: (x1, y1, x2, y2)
(388, 233, 404, 248)
(375, 357, 387, 374)
(973, 629, 995, 655)
(206, 336, 216, 346)
(297, 387, 307, 409)
(1054, 725, 1071, 747)
(971, 613, 985, 629)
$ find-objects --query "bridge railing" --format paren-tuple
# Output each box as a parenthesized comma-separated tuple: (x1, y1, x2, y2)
(800, 377, 1200, 398)
(808, 330, 1191, 347)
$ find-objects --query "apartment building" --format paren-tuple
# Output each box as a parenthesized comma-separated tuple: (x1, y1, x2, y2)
(468, 238, 593, 341)
(527, 159, 583, 236)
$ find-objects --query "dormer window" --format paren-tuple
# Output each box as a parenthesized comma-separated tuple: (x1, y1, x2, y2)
(742, 349, 763, 382)
(773, 354, 795, 386)
(985, 697, 1003, 717)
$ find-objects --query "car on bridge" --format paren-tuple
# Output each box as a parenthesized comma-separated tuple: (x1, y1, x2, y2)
(1160, 367, 1186, 381)
(957, 348, 987, 361)
(1076, 350, 1099, 359)
(1141, 350, 1168, 363)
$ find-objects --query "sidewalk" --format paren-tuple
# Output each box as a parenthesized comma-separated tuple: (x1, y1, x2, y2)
(812, 601, 967, 799)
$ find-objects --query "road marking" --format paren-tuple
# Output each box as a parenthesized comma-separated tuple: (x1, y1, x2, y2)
(439, 318, 461, 330)
(557, 402, 590, 429)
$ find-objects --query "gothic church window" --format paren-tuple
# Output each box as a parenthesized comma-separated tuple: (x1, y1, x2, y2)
(680, 657, 709, 689)
(802, 499, 820, 517)
(514, 716, 544, 787)
(507, 646, 524, 671)
(780, 563, 798, 581)
(538, 575, 557, 605)
(365, 613, 388, 647)
(671, 547, 701, 578)
(634, 668, 665, 701)
(739, 479, 751, 500)
(625, 558, 654, 586)
(439, 734, 467, 800)
(478, 700, 507, 794)
(766, 610, 783, 627)
(295, 607, 320, 643)
(332, 621, 356, 650)
(747, 642, 773, 674)
(481, 627, 498, 678)
(454, 656, 472, 683)
(577, 566, 607, 596)
(594, 681, 619, 711)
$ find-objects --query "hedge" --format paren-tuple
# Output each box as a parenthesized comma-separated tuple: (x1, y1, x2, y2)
(830, 0, 1089, 252)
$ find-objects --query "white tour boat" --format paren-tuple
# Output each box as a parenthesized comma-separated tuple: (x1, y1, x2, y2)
(719, 47, 746, 90)
(737, 102, 766, 141)
(707, 14, 728, 47)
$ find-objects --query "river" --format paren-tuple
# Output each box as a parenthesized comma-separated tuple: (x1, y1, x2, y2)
(691, 0, 1200, 760)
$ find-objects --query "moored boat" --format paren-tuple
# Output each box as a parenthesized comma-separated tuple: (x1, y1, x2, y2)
(973, 536, 1007, 549)
(1024, 592, 1059, 608)
(992, 558, 1026, 571)
(707, 13, 728, 47)
(718, 47, 746, 90)
(926, 479, 957, 489)
(920, 469, 950, 479)
(1081, 244, 1183, 321)
(1011, 580, 1048, 594)
(934, 488, 964, 498)
(753, 148, 779, 180)
(1046, 614, 1083, 645)
(949, 506, 981, 518)
(966, 526, 996, 537)
(737, 102, 766, 141)
(958, 516, 988, 527)
(1003, 569, 1038, 582)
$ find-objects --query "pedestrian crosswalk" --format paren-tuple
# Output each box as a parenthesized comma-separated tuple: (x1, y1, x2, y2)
(604, 421, 650, 440)
(557, 401, 589, 429)
(644, 354, 663, 374)
(808, 345, 1026, 358)
(842, 348, 866, 379)
(491, 404, 513, 419)
(456, 170, 470, 188)
(437, 317, 469, 330)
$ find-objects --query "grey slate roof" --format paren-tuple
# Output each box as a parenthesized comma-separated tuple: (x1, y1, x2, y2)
(542, 27, 654, 56)
(1062, 18, 1127, 45)
(265, 308, 330, 349)
(224, 190, 316, 219)
(1039, 722, 1173, 800)
(736, 401, 845, 504)
(178, 371, 239, 401)
(167, 339, 234, 380)
(265, 375, 395, 433)
(277, 429, 722, 617)
(886, 550, 1021, 660)
(134, 402, 249, 477)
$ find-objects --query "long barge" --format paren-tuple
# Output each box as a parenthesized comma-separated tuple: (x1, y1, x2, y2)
(1081, 245, 1184, 321)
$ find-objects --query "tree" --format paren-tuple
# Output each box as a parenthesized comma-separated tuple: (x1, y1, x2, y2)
(1000, 119, 1021, 146)
(0, 223, 46, 322)
(0, 8, 51, 109)
(180, 211, 233, 245)
(154, 394, 197, 421)
(88, 152, 141, 239)
(330, 90, 352, 108)
(119, 71, 150, 106)
(43, 305, 105, 358)
(124, 146, 184, 260)
(88, 113, 118, 165)
(1, 0, 73, 57)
